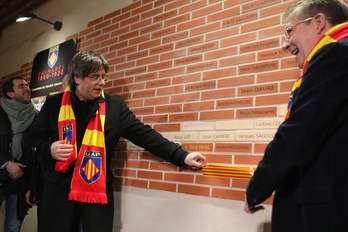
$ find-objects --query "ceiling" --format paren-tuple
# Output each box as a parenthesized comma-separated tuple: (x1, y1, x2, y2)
(0, 0, 48, 35)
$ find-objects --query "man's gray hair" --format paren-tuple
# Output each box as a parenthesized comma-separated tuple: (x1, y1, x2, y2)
(285, 0, 348, 25)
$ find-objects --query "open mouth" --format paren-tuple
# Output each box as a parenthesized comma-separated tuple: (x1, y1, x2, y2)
(288, 45, 299, 55)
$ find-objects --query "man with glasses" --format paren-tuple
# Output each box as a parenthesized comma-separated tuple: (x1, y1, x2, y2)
(27, 51, 206, 232)
(244, 1, 348, 231)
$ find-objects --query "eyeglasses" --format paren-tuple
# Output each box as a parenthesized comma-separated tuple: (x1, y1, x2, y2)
(285, 17, 313, 39)
(87, 73, 108, 82)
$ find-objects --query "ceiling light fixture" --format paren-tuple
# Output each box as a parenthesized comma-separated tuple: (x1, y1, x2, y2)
(16, 13, 62, 31)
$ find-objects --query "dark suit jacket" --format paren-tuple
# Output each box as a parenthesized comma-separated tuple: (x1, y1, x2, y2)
(27, 91, 188, 192)
(246, 39, 348, 232)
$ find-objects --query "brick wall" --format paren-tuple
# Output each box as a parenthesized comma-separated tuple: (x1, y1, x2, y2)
(3, 0, 348, 203)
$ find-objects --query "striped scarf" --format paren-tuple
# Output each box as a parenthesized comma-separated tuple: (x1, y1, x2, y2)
(285, 22, 348, 119)
(56, 86, 107, 204)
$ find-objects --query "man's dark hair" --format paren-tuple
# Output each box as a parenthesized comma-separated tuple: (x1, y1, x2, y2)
(2, 76, 24, 99)
(68, 51, 109, 90)
(286, 0, 348, 26)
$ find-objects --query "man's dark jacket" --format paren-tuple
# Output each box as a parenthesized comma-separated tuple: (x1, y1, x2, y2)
(246, 39, 348, 232)
(28, 91, 188, 195)
(0, 105, 34, 220)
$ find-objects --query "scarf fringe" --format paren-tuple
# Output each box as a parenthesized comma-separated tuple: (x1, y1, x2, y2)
(69, 190, 108, 204)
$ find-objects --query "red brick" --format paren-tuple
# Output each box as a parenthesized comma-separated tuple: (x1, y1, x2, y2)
(135, 72, 158, 82)
(146, 78, 171, 89)
(150, 162, 178, 171)
(171, 92, 201, 103)
(193, 2, 222, 18)
(240, 38, 279, 54)
(133, 89, 156, 99)
(216, 143, 252, 152)
(128, 50, 148, 61)
(173, 73, 201, 85)
(131, 107, 154, 115)
(126, 67, 147, 76)
(122, 1, 142, 13)
(224, 0, 245, 8)
(126, 160, 149, 169)
(257, 69, 298, 83)
(205, 47, 238, 60)
(125, 178, 148, 188)
(95, 20, 112, 30)
(258, 47, 290, 61)
(165, 173, 194, 183)
(196, 175, 230, 187)
(116, 61, 135, 71)
(202, 88, 235, 100)
(157, 85, 184, 96)
(138, 170, 163, 180)
(175, 55, 203, 66)
(183, 101, 214, 111)
(206, 27, 239, 42)
(112, 12, 131, 24)
(131, 18, 152, 31)
(140, 152, 164, 161)
(159, 67, 185, 78)
(231, 179, 249, 189)
(170, 112, 198, 122)
(176, 36, 203, 49)
(120, 31, 139, 41)
(118, 46, 137, 56)
(104, 9, 121, 20)
(212, 188, 245, 201)
(141, 7, 163, 20)
(256, 93, 289, 106)
(188, 42, 218, 55)
(130, 34, 151, 45)
(178, 184, 210, 196)
(126, 99, 144, 108)
(148, 60, 172, 72)
(281, 57, 298, 69)
(182, 143, 213, 152)
(149, 181, 176, 192)
(116, 168, 137, 177)
(221, 32, 257, 47)
(87, 17, 103, 27)
(218, 75, 254, 88)
(150, 44, 174, 55)
(132, 3, 153, 16)
(259, 25, 284, 39)
(260, 1, 295, 18)
(165, 14, 190, 27)
(180, 0, 207, 14)
(242, 16, 280, 33)
(239, 61, 279, 75)
(160, 49, 187, 61)
(154, 0, 173, 7)
(136, 55, 159, 66)
(144, 96, 170, 106)
(139, 39, 161, 50)
(205, 154, 232, 163)
(109, 41, 128, 51)
(235, 155, 263, 165)
(200, 110, 235, 120)
(141, 23, 163, 35)
(216, 97, 253, 109)
(222, 12, 257, 28)
(238, 83, 278, 96)
(254, 143, 267, 153)
(191, 22, 220, 36)
(187, 61, 217, 73)
(120, 15, 140, 27)
(154, 123, 181, 132)
(208, 5, 240, 22)
(280, 80, 295, 92)
(162, 31, 189, 44)
(178, 18, 205, 31)
(152, 26, 176, 39)
(156, 104, 182, 113)
(185, 80, 216, 92)
(154, 9, 177, 22)
(165, 0, 190, 11)
(242, 0, 281, 13)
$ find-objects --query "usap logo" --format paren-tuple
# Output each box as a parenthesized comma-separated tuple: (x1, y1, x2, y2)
(48, 45, 59, 68)
(62, 125, 73, 144)
(80, 150, 101, 184)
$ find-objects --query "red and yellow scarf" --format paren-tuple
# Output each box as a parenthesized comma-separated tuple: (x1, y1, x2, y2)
(285, 22, 348, 119)
(56, 86, 107, 204)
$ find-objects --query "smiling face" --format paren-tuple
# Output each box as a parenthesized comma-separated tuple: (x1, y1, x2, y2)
(7, 79, 31, 104)
(74, 66, 106, 101)
(282, 10, 321, 68)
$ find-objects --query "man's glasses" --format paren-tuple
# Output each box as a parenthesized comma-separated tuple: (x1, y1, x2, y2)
(87, 73, 108, 82)
(285, 17, 313, 40)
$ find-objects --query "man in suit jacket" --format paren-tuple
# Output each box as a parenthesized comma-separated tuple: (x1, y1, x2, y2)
(27, 51, 206, 232)
(0, 77, 37, 232)
(245, 1, 348, 231)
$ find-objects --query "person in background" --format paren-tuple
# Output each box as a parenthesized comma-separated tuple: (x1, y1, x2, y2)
(27, 51, 206, 232)
(0, 76, 37, 232)
(244, 1, 348, 231)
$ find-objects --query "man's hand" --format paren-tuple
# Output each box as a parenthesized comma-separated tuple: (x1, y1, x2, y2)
(6, 161, 26, 180)
(244, 200, 265, 214)
(25, 190, 37, 206)
(50, 140, 74, 161)
(184, 152, 206, 169)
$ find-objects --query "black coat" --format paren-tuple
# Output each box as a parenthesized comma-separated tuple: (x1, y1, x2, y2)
(0, 105, 36, 220)
(28, 91, 188, 190)
(246, 39, 348, 232)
